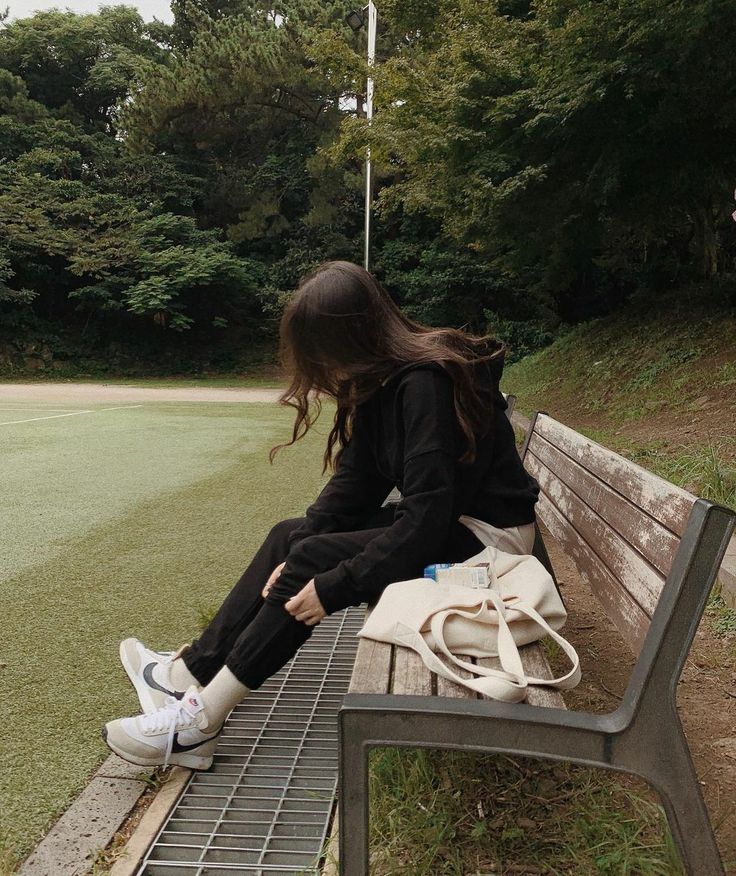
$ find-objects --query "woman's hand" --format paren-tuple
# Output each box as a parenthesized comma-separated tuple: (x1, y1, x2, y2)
(285, 580, 326, 626)
(262, 562, 286, 598)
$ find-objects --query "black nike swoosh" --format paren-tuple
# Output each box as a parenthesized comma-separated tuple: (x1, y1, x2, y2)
(171, 731, 220, 753)
(142, 662, 184, 700)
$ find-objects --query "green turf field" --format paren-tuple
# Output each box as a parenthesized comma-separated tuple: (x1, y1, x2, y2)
(0, 395, 327, 865)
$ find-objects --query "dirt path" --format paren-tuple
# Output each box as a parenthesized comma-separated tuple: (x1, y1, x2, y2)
(545, 532, 736, 870)
(0, 382, 283, 405)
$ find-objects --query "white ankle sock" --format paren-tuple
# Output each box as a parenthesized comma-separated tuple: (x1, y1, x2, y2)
(198, 666, 249, 729)
(169, 654, 200, 692)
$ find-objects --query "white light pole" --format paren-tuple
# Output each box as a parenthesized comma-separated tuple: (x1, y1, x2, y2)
(364, 1, 377, 271)
(347, 4, 378, 271)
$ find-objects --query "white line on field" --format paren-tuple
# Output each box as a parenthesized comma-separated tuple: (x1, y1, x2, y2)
(0, 404, 143, 426)
(0, 407, 85, 412)
(0, 410, 93, 426)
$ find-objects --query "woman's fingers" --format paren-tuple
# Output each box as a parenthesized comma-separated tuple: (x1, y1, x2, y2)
(296, 609, 322, 625)
(285, 581, 324, 625)
(262, 562, 287, 598)
(285, 592, 303, 614)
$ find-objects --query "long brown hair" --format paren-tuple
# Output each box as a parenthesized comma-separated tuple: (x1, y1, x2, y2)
(271, 260, 504, 470)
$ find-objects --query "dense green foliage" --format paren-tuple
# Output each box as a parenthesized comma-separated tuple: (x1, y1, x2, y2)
(1, 1, 734, 369)
(332, 0, 736, 321)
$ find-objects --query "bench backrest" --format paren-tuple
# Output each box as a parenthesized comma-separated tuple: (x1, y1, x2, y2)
(520, 413, 698, 655)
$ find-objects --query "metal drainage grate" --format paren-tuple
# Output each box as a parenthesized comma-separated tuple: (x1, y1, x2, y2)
(137, 608, 363, 876)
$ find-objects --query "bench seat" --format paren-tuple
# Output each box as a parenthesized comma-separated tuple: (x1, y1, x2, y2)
(349, 634, 564, 708)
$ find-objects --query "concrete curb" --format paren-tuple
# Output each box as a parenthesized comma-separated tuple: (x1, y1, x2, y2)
(108, 767, 191, 876)
(19, 756, 154, 876)
(720, 535, 736, 610)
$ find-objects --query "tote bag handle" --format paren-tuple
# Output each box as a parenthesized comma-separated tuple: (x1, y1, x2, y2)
(392, 588, 580, 701)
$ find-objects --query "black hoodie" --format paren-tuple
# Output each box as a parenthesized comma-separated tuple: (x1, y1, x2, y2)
(289, 357, 539, 614)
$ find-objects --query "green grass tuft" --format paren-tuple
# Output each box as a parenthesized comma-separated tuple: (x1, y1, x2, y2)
(0, 836, 18, 876)
(707, 594, 736, 639)
(368, 749, 682, 875)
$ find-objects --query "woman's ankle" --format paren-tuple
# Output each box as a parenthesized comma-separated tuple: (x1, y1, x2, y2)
(170, 647, 203, 690)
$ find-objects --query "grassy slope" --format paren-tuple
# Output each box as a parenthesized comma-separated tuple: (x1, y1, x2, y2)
(503, 299, 736, 509)
(0, 402, 327, 867)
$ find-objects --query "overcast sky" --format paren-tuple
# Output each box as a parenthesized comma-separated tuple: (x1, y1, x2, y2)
(6, 0, 174, 22)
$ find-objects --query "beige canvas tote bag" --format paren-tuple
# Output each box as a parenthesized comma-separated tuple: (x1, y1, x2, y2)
(359, 545, 581, 703)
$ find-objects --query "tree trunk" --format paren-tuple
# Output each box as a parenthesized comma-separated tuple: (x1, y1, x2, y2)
(695, 206, 719, 279)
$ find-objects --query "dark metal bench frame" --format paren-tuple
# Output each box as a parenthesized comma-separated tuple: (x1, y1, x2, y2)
(337, 411, 735, 875)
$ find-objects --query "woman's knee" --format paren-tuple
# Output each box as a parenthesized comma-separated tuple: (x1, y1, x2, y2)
(266, 517, 305, 549)
(265, 571, 308, 607)
(281, 535, 336, 585)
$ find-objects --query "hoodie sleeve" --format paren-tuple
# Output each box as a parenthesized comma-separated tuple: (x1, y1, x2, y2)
(287, 409, 394, 548)
(313, 368, 462, 614)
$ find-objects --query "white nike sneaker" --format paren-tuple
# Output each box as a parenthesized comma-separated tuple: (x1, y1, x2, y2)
(103, 688, 222, 770)
(119, 638, 186, 713)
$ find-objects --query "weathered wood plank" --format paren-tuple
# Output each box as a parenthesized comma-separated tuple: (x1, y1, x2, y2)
(519, 643, 567, 709)
(527, 452, 665, 616)
(474, 654, 501, 688)
(392, 646, 433, 696)
(435, 653, 477, 699)
(473, 655, 506, 703)
(529, 432, 680, 577)
(476, 648, 567, 708)
(535, 415, 695, 537)
(349, 638, 392, 695)
(533, 484, 650, 655)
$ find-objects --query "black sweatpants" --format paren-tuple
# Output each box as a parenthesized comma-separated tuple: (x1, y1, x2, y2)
(182, 508, 484, 690)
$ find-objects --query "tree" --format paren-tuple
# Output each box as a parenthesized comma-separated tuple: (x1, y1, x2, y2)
(0, 6, 171, 134)
(328, 0, 736, 322)
(0, 9, 258, 343)
(123, 1, 365, 292)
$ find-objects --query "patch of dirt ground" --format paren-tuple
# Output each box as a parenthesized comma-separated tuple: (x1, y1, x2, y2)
(544, 530, 736, 871)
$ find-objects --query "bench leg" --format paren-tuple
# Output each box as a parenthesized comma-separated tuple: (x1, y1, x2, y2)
(338, 711, 370, 876)
(639, 724, 724, 876)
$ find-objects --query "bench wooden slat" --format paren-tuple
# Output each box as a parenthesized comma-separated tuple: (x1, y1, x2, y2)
(535, 415, 695, 537)
(436, 653, 477, 699)
(519, 643, 567, 709)
(532, 483, 649, 654)
(529, 432, 680, 577)
(476, 647, 566, 708)
(348, 638, 392, 694)
(392, 646, 433, 695)
(527, 451, 664, 616)
(474, 655, 501, 699)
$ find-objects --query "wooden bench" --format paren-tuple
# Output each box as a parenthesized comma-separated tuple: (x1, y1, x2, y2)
(336, 411, 735, 875)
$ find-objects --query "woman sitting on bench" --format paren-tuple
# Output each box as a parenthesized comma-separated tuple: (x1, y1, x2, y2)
(103, 260, 540, 770)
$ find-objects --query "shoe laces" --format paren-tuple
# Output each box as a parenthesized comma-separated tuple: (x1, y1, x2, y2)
(139, 696, 198, 766)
